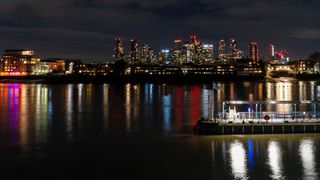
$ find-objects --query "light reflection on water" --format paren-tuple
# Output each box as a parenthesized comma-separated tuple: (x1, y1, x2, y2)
(211, 135, 320, 179)
(229, 140, 248, 180)
(267, 140, 284, 179)
(0, 81, 319, 179)
(299, 139, 318, 179)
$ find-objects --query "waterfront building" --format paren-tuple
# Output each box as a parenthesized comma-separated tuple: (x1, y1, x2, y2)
(96, 63, 111, 75)
(267, 61, 294, 77)
(237, 59, 264, 76)
(65, 59, 82, 75)
(297, 59, 314, 74)
(249, 41, 259, 62)
(78, 63, 96, 76)
(33, 59, 66, 75)
(216, 63, 237, 75)
(43, 59, 66, 73)
(0, 49, 40, 75)
(33, 62, 50, 75)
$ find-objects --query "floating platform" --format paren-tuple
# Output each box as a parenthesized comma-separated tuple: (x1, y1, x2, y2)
(193, 120, 320, 135)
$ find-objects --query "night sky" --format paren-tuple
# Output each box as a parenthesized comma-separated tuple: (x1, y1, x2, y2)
(0, 0, 319, 63)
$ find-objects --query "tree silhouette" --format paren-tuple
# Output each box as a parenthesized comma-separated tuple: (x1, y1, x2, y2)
(308, 51, 320, 62)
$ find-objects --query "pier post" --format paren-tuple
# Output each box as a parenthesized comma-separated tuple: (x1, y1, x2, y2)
(260, 104, 262, 123)
(255, 104, 258, 119)
(212, 85, 214, 122)
(294, 103, 297, 119)
(313, 103, 316, 118)
(222, 102, 225, 120)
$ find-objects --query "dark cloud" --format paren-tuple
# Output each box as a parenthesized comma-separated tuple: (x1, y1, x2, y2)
(291, 28, 320, 39)
(0, 4, 45, 28)
(0, 0, 318, 62)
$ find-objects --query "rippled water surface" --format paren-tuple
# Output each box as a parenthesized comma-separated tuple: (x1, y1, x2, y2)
(0, 80, 319, 179)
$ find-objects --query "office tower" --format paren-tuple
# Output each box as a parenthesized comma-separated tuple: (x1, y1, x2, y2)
(173, 39, 183, 64)
(114, 38, 125, 60)
(219, 39, 225, 60)
(249, 41, 259, 62)
(130, 38, 138, 63)
(268, 44, 275, 60)
(229, 39, 239, 60)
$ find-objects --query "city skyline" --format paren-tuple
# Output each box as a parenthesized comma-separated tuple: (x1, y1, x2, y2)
(0, 0, 319, 62)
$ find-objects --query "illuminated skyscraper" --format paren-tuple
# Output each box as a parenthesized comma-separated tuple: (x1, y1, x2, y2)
(114, 38, 125, 60)
(218, 40, 225, 60)
(190, 35, 199, 45)
(190, 35, 203, 64)
(173, 39, 182, 51)
(249, 41, 259, 62)
(202, 44, 214, 62)
(159, 49, 170, 64)
(229, 39, 239, 60)
(0, 50, 40, 75)
(173, 39, 183, 64)
(183, 42, 192, 63)
(268, 44, 275, 60)
(141, 44, 153, 64)
(130, 38, 138, 63)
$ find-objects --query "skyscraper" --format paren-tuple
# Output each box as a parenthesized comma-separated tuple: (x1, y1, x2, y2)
(249, 41, 259, 62)
(141, 44, 153, 64)
(190, 35, 203, 64)
(229, 39, 238, 60)
(173, 39, 183, 64)
(130, 38, 138, 63)
(202, 44, 214, 62)
(268, 44, 275, 60)
(190, 35, 199, 45)
(114, 38, 125, 60)
(218, 40, 225, 60)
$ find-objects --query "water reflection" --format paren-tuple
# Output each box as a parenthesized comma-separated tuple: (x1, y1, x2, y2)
(267, 140, 284, 179)
(229, 140, 248, 180)
(0, 82, 319, 137)
(0, 83, 320, 179)
(163, 95, 171, 132)
(65, 84, 74, 140)
(299, 139, 318, 179)
(125, 84, 132, 132)
(35, 84, 49, 144)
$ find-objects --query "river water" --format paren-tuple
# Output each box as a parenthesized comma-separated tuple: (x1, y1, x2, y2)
(0, 79, 319, 179)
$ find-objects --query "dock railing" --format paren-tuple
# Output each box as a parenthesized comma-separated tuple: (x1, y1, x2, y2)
(217, 111, 320, 124)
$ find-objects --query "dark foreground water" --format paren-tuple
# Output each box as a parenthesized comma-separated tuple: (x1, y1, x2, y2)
(0, 80, 319, 179)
